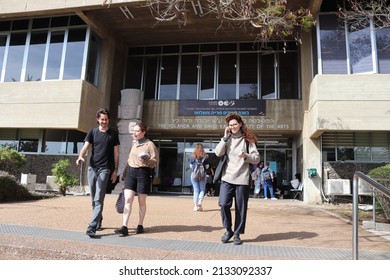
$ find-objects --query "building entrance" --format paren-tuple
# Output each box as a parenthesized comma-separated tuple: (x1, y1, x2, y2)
(152, 137, 295, 195)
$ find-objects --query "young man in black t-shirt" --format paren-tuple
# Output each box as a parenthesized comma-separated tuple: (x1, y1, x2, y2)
(76, 108, 120, 237)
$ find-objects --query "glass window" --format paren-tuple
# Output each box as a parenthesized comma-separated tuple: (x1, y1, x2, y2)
(67, 130, 86, 154)
(51, 16, 69, 28)
(124, 56, 143, 89)
(319, 14, 348, 74)
(0, 129, 18, 150)
(179, 54, 198, 100)
(260, 54, 275, 99)
(4, 32, 26, 82)
(45, 31, 64, 80)
(86, 33, 101, 86)
(354, 132, 370, 161)
(159, 55, 178, 100)
(69, 16, 85, 26)
(376, 27, 390, 74)
(279, 52, 299, 99)
(0, 35, 6, 80)
(19, 129, 40, 153)
(0, 21, 11, 32)
(337, 133, 354, 161)
(239, 53, 258, 99)
(162, 45, 179, 54)
(219, 43, 236, 52)
(42, 130, 67, 154)
(200, 55, 215, 100)
(182, 44, 198, 53)
(145, 46, 161, 55)
(63, 28, 86, 79)
(11, 20, 29, 31)
(322, 132, 336, 161)
(32, 18, 50, 29)
(25, 31, 48, 81)
(371, 132, 389, 161)
(143, 56, 158, 99)
(218, 53, 236, 99)
(349, 24, 373, 73)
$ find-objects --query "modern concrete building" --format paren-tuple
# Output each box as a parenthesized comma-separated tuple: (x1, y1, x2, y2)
(0, 0, 389, 203)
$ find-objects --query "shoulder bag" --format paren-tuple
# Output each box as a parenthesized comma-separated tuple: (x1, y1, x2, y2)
(115, 191, 125, 214)
(213, 154, 227, 184)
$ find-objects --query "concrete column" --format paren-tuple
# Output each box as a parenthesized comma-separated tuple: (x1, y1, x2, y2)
(117, 89, 144, 176)
(302, 110, 322, 203)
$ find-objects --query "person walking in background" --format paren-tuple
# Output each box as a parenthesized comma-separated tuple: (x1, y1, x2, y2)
(190, 144, 209, 211)
(252, 161, 264, 198)
(115, 122, 159, 237)
(261, 161, 277, 200)
(76, 108, 120, 238)
(215, 112, 260, 245)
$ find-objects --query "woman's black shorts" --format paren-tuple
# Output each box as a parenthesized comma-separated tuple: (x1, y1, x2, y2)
(124, 165, 153, 194)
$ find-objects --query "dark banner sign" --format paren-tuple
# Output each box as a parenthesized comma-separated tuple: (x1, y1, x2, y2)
(179, 100, 266, 116)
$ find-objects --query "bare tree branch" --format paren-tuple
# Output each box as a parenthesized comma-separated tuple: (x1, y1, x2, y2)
(102, 0, 315, 41)
(338, 0, 390, 30)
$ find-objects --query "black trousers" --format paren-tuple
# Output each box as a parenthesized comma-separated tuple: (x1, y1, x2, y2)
(218, 181, 250, 235)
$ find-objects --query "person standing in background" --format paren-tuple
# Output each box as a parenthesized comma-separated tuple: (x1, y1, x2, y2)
(215, 112, 260, 245)
(252, 161, 264, 198)
(115, 122, 159, 237)
(190, 144, 209, 211)
(261, 161, 277, 200)
(76, 108, 120, 238)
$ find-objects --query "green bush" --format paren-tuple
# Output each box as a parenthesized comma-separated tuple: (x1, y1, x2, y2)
(367, 164, 390, 221)
(0, 171, 39, 202)
(52, 159, 79, 196)
(367, 164, 390, 181)
(0, 147, 27, 176)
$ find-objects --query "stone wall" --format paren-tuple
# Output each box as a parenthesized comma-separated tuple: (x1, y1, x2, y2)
(16, 155, 81, 184)
(323, 162, 387, 183)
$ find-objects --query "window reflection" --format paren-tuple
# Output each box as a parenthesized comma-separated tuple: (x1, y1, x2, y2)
(159, 55, 178, 100)
(349, 25, 373, 73)
(239, 53, 258, 99)
(319, 14, 348, 74)
(25, 31, 48, 81)
(218, 53, 236, 99)
(261, 54, 276, 99)
(200, 55, 215, 99)
(46, 31, 64, 80)
(43, 130, 67, 154)
(4, 33, 26, 82)
(179, 55, 198, 100)
(63, 28, 86, 79)
(376, 27, 390, 74)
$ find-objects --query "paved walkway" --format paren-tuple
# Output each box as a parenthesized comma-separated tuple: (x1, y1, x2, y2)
(1, 193, 389, 260)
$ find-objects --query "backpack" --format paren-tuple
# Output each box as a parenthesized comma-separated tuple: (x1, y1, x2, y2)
(263, 168, 271, 180)
(192, 158, 206, 181)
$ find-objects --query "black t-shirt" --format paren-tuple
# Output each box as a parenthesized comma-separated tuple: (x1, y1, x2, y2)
(84, 127, 120, 169)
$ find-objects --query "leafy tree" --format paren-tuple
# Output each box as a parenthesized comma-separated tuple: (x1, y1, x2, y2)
(52, 159, 79, 196)
(0, 147, 27, 176)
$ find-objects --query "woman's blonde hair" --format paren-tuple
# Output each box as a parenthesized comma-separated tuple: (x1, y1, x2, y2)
(192, 143, 208, 160)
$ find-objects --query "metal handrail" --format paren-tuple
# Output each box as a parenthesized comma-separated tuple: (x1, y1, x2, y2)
(352, 171, 390, 260)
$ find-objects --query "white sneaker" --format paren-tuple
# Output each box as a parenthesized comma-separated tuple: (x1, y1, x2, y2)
(264, 197, 268, 200)
(193, 205, 198, 211)
(271, 197, 278, 200)
(197, 200, 202, 211)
